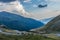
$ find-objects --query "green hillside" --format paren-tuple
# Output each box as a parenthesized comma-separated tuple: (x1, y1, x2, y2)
(0, 25, 57, 40)
(0, 15, 60, 40)
(0, 33, 57, 40)
(34, 15, 60, 33)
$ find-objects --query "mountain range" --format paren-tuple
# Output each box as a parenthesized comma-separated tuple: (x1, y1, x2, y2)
(34, 15, 60, 33)
(0, 11, 44, 31)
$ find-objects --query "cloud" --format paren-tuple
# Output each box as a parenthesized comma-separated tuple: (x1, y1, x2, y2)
(0, 0, 30, 17)
(33, 4, 38, 7)
(49, 0, 60, 2)
(23, 0, 31, 2)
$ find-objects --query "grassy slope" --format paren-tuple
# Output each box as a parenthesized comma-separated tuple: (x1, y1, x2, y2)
(0, 33, 57, 40)
(0, 15, 60, 40)
(35, 15, 60, 33)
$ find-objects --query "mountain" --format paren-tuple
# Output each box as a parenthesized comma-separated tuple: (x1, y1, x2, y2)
(0, 0, 16, 3)
(32, 15, 60, 33)
(0, 23, 59, 40)
(0, 11, 44, 31)
(41, 17, 54, 24)
(43, 15, 60, 33)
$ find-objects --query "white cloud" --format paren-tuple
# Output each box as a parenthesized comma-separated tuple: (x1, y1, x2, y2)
(0, 0, 31, 17)
(24, 0, 31, 2)
(49, 0, 60, 2)
(33, 4, 37, 7)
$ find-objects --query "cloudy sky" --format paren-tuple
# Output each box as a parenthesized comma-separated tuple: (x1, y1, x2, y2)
(0, 0, 27, 14)
(0, 0, 60, 20)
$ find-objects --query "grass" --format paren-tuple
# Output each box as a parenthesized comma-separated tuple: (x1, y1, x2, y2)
(43, 34, 60, 40)
(0, 33, 57, 40)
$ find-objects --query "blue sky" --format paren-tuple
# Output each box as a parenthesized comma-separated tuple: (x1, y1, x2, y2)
(20, 0, 60, 19)
(20, 0, 47, 12)
(0, 0, 60, 20)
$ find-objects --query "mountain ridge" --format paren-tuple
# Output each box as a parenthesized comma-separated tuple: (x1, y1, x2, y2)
(32, 15, 60, 33)
(0, 11, 44, 31)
